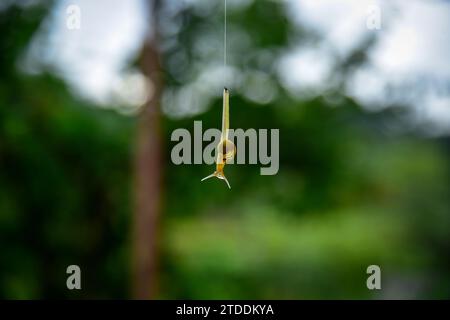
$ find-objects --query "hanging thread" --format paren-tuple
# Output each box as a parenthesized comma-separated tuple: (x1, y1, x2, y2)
(224, 0, 227, 81)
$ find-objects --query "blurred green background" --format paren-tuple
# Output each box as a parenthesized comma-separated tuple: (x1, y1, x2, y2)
(0, 0, 449, 299)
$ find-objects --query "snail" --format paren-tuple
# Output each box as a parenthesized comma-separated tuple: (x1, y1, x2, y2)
(201, 87, 236, 189)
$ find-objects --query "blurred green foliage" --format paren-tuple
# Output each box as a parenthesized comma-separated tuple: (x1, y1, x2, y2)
(0, 1, 449, 299)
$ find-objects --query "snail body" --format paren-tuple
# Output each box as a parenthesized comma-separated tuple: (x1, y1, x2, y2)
(201, 88, 235, 189)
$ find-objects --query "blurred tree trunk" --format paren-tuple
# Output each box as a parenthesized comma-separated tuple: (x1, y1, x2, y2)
(132, 0, 163, 299)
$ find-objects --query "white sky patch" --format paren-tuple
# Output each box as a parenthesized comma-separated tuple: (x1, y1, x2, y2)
(360, 0, 450, 134)
(24, 0, 149, 108)
(425, 95, 450, 133)
(280, 0, 450, 134)
(285, 0, 385, 56)
(277, 46, 334, 98)
(370, 0, 450, 77)
(347, 67, 387, 111)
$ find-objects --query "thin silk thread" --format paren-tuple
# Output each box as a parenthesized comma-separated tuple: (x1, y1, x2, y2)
(224, 0, 227, 77)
